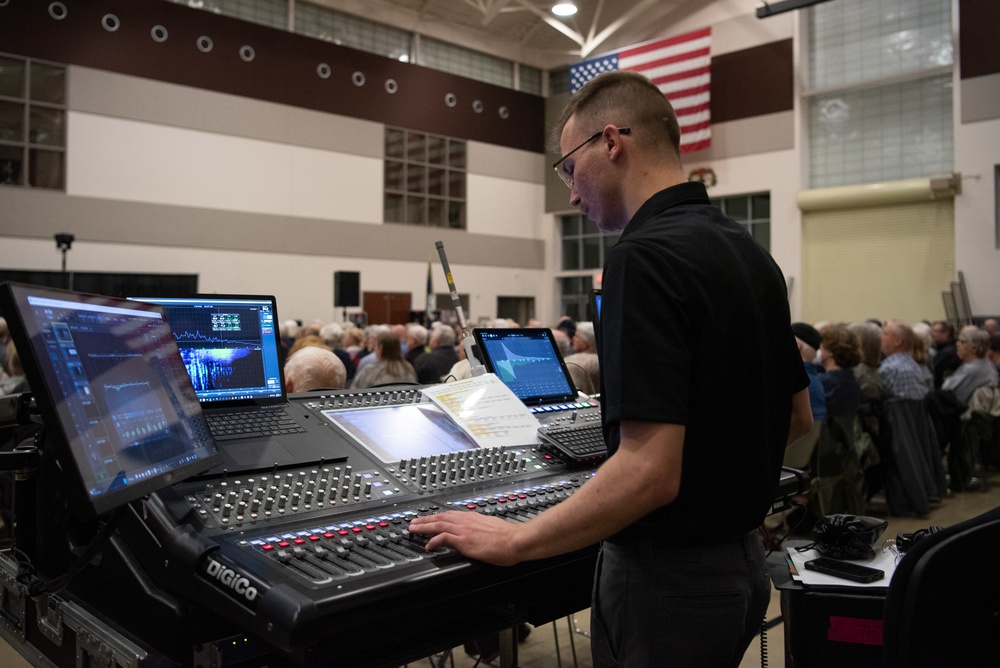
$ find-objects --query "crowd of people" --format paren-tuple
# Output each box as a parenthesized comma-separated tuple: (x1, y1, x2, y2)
(275, 314, 604, 395)
(782, 316, 1000, 532)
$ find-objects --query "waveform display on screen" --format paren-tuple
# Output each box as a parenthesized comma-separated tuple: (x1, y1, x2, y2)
(493, 343, 551, 383)
(171, 330, 261, 347)
(103, 381, 152, 393)
(179, 347, 262, 393)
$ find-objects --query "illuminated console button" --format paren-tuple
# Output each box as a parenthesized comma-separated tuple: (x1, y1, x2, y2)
(277, 541, 290, 548)
(262, 544, 275, 552)
(323, 532, 335, 539)
(309, 535, 321, 541)
(293, 538, 306, 545)
(337, 529, 350, 536)
(351, 527, 364, 533)
(365, 524, 376, 530)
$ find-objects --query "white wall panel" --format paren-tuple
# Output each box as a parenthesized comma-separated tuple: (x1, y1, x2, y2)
(466, 174, 545, 239)
(66, 112, 383, 223)
(0, 238, 550, 325)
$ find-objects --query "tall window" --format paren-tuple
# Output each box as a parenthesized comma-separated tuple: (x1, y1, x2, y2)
(807, 0, 953, 187)
(711, 193, 771, 251)
(384, 127, 466, 228)
(0, 53, 66, 190)
(558, 213, 619, 320)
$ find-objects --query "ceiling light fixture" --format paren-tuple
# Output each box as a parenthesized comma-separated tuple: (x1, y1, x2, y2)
(552, 2, 578, 17)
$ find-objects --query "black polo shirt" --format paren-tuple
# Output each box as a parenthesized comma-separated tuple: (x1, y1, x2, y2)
(599, 181, 808, 547)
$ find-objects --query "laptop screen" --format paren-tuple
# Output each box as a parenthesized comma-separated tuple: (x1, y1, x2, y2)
(473, 328, 577, 405)
(127, 296, 284, 405)
(0, 282, 221, 518)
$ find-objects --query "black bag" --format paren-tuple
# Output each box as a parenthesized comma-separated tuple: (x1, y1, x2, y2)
(811, 514, 888, 560)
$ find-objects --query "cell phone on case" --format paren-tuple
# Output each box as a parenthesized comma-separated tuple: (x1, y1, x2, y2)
(804, 557, 885, 583)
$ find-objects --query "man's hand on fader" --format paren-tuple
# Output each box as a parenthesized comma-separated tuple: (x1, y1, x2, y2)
(409, 510, 523, 567)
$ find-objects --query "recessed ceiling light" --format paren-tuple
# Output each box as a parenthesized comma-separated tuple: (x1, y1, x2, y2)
(552, 2, 577, 17)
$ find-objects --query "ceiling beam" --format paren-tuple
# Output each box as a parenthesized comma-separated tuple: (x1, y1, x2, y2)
(581, 0, 663, 57)
(481, 0, 513, 26)
(512, 0, 585, 46)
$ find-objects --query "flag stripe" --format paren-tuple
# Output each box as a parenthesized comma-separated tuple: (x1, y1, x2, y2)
(618, 27, 711, 59)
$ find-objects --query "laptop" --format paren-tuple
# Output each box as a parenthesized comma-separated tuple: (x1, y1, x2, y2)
(472, 327, 586, 414)
(126, 294, 351, 472)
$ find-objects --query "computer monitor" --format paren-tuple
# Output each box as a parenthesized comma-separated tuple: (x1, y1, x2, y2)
(0, 282, 221, 518)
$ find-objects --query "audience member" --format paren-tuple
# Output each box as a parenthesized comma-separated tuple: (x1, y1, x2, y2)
(818, 325, 863, 418)
(929, 320, 960, 388)
(352, 331, 417, 388)
(280, 319, 299, 349)
(564, 321, 600, 394)
(942, 328, 998, 405)
(413, 323, 458, 385)
(983, 318, 998, 337)
(287, 335, 330, 359)
(878, 320, 932, 400)
(550, 328, 573, 360)
(555, 316, 576, 341)
(792, 322, 827, 423)
(912, 322, 935, 376)
(404, 324, 429, 365)
(0, 341, 28, 396)
(319, 322, 355, 382)
(284, 346, 347, 392)
(988, 334, 1000, 376)
(848, 321, 885, 401)
(343, 325, 365, 362)
(815, 324, 867, 515)
(355, 325, 391, 377)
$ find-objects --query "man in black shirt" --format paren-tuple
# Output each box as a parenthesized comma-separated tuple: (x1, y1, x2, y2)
(930, 320, 961, 388)
(411, 71, 813, 666)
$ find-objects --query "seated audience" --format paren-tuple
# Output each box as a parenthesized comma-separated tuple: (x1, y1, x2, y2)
(849, 321, 885, 401)
(550, 328, 573, 360)
(0, 341, 29, 396)
(564, 321, 599, 394)
(988, 334, 1000, 377)
(287, 334, 330, 359)
(912, 322, 935, 375)
(404, 324, 429, 365)
(284, 346, 347, 392)
(942, 328, 998, 405)
(984, 318, 998, 337)
(413, 323, 458, 385)
(878, 320, 932, 400)
(319, 322, 355, 382)
(353, 331, 417, 389)
(819, 325, 863, 418)
(930, 320, 961, 388)
(355, 325, 391, 377)
(792, 322, 827, 423)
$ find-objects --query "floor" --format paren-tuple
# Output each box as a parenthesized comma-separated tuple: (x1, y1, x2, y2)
(1, 477, 997, 668)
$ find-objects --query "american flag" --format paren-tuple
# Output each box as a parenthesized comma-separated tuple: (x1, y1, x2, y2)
(569, 27, 712, 153)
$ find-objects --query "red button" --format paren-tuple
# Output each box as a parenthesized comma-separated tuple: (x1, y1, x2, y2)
(262, 544, 275, 551)
(293, 538, 306, 545)
(378, 521, 389, 527)
(323, 532, 335, 539)
(497, 498, 507, 503)
(518, 494, 527, 499)
(365, 524, 376, 530)
(508, 496, 518, 501)
(309, 535, 320, 541)
(352, 527, 363, 533)
(467, 503, 477, 509)
(338, 529, 349, 536)
(278, 541, 290, 548)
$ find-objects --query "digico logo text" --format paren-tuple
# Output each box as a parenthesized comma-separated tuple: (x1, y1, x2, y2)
(206, 559, 258, 602)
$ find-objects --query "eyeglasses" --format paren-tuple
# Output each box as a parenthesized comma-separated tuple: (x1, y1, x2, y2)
(552, 127, 630, 189)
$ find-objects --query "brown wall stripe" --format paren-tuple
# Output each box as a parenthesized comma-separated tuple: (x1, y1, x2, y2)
(710, 39, 793, 125)
(959, 0, 1000, 80)
(0, 0, 545, 153)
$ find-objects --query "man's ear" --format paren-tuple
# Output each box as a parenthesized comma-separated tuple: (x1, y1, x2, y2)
(285, 375, 295, 393)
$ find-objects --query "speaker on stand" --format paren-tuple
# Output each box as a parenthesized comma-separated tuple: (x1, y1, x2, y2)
(334, 271, 360, 322)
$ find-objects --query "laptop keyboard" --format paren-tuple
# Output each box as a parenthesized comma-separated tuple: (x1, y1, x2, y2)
(206, 409, 307, 441)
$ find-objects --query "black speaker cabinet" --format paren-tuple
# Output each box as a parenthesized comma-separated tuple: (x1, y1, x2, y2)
(334, 271, 360, 307)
